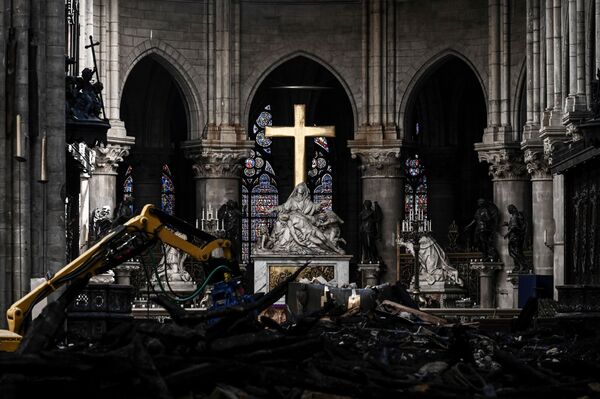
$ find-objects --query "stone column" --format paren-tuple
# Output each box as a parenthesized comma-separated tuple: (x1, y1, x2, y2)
(476, 145, 530, 308)
(90, 142, 131, 214)
(350, 147, 403, 284)
(368, 0, 382, 126)
(552, 173, 565, 299)
(470, 261, 503, 308)
(184, 141, 252, 219)
(545, 0, 554, 109)
(524, 149, 554, 276)
(489, 0, 502, 127)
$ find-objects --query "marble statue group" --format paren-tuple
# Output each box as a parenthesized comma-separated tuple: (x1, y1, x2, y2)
(257, 182, 345, 255)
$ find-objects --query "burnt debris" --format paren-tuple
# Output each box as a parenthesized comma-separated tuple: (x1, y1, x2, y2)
(1, 279, 600, 398)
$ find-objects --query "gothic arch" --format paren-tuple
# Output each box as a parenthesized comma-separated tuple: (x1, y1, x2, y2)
(513, 59, 527, 142)
(398, 49, 487, 139)
(243, 51, 359, 133)
(121, 40, 204, 140)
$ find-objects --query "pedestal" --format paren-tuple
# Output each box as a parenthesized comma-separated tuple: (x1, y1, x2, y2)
(506, 272, 521, 309)
(420, 282, 466, 308)
(253, 254, 351, 303)
(470, 261, 503, 308)
(113, 262, 139, 286)
(357, 263, 381, 287)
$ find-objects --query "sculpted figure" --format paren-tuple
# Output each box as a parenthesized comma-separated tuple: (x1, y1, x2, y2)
(398, 235, 463, 286)
(359, 200, 381, 263)
(503, 204, 531, 273)
(465, 198, 499, 261)
(153, 231, 192, 282)
(261, 182, 345, 255)
(317, 210, 346, 247)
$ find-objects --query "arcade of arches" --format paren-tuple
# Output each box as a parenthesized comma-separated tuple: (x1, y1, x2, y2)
(3, 0, 600, 314)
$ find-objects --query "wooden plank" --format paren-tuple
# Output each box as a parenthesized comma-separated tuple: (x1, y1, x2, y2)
(378, 300, 448, 325)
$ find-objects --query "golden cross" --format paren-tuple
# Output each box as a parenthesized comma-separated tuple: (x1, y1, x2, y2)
(265, 104, 335, 186)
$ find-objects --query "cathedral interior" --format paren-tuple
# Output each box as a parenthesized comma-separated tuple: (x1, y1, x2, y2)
(1, 0, 600, 397)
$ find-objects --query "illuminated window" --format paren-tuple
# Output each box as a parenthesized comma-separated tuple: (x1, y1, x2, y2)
(161, 164, 175, 215)
(242, 105, 278, 263)
(123, 165, 134, 213)
(308, 137, 333, 211)
(404, 154, 427, 217)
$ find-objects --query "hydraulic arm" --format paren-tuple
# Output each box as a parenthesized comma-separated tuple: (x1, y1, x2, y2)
(0, 204, 233, 352)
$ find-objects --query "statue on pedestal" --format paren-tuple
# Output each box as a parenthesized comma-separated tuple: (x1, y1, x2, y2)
(359, 200, 382, 264)
(152, 231, 193, 283)
(503, 204, 531, 273)
(465, 198, 499, 261)
(218, 199, 242, 258)
(259, 182, 345, 255)
(398, 235, 463, 286)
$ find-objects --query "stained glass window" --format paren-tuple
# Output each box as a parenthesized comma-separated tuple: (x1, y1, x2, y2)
(404, 154, 427, 217)
(308, 137, 333, 210)
(242, 105, 278, 263)
(161, 164, 175, 215)
(123, 165, 134, 213)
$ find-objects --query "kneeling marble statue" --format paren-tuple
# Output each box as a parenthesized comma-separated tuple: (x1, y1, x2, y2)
(398, 235, 463, 286)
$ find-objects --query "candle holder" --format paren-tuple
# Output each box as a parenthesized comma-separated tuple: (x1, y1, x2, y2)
(394, 209, 432, 302)
(198, 204, 225, 237)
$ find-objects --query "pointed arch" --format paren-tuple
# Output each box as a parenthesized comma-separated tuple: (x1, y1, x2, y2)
(121, 39, 204, 139)
(242, 51, 358, 134)
(513, 59, 527, 142)
(398, 49, 488, 139)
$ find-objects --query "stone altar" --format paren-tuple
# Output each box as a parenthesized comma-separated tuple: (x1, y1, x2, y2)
(253, 254, 352, 301)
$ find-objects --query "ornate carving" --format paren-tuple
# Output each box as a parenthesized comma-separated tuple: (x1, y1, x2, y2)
(350, 148, 402, 177)
(94, 143, 130, 174)
(67, 142, 96, 175)
(188, 148, 250, 178)
(524, 148, 550, 179)
(477, 148, 527, 180)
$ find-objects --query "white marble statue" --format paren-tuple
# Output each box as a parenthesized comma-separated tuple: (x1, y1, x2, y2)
(152, 231, 193, 282)
(398, 235, 463, 286)
(259, 182, 345, 255)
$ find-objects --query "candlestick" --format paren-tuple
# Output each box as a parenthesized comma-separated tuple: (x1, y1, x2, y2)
(195, 218, 199, 229)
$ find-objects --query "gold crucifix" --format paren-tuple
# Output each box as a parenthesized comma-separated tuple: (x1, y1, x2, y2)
(265, 104, 335, 186)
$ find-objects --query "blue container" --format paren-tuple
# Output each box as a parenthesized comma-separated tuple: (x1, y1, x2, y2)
(518, 275, 553, 308)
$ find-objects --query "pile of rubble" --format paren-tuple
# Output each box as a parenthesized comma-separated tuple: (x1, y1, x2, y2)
(1, 268, 599, 398)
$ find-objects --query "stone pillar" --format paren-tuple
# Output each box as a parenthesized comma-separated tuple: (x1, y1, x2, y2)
(90, 142, 131, 214)
(553, 0, 563, 110)
(350, 147, 403, 283)
(552, 173, 565, 299)
(184, 142, 252, 219)
(565, 0, 586, 112)
(532, 0, 541, 125)
(476, 146, 529, 308)
(470, 261, 503, 308)
(596, 0, 600, 71)
(489, 0, 502, 127)
(545, 0, 554, 109)
(524, 150, 554, 276)
(506, 272, 520, 308)
(368, 0, 382, 126)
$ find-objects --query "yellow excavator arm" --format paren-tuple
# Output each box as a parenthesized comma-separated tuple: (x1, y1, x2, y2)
(0, 204, 233, 352)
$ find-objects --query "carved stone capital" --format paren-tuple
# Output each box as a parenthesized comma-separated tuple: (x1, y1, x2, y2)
(93, 143, 131, 175)
(350, 147, 402, 178)
(185, 142, 252, 179)
(523, 148, 550, 179)
(539, 124, 568, 166)
(475, 145, 527, 180)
